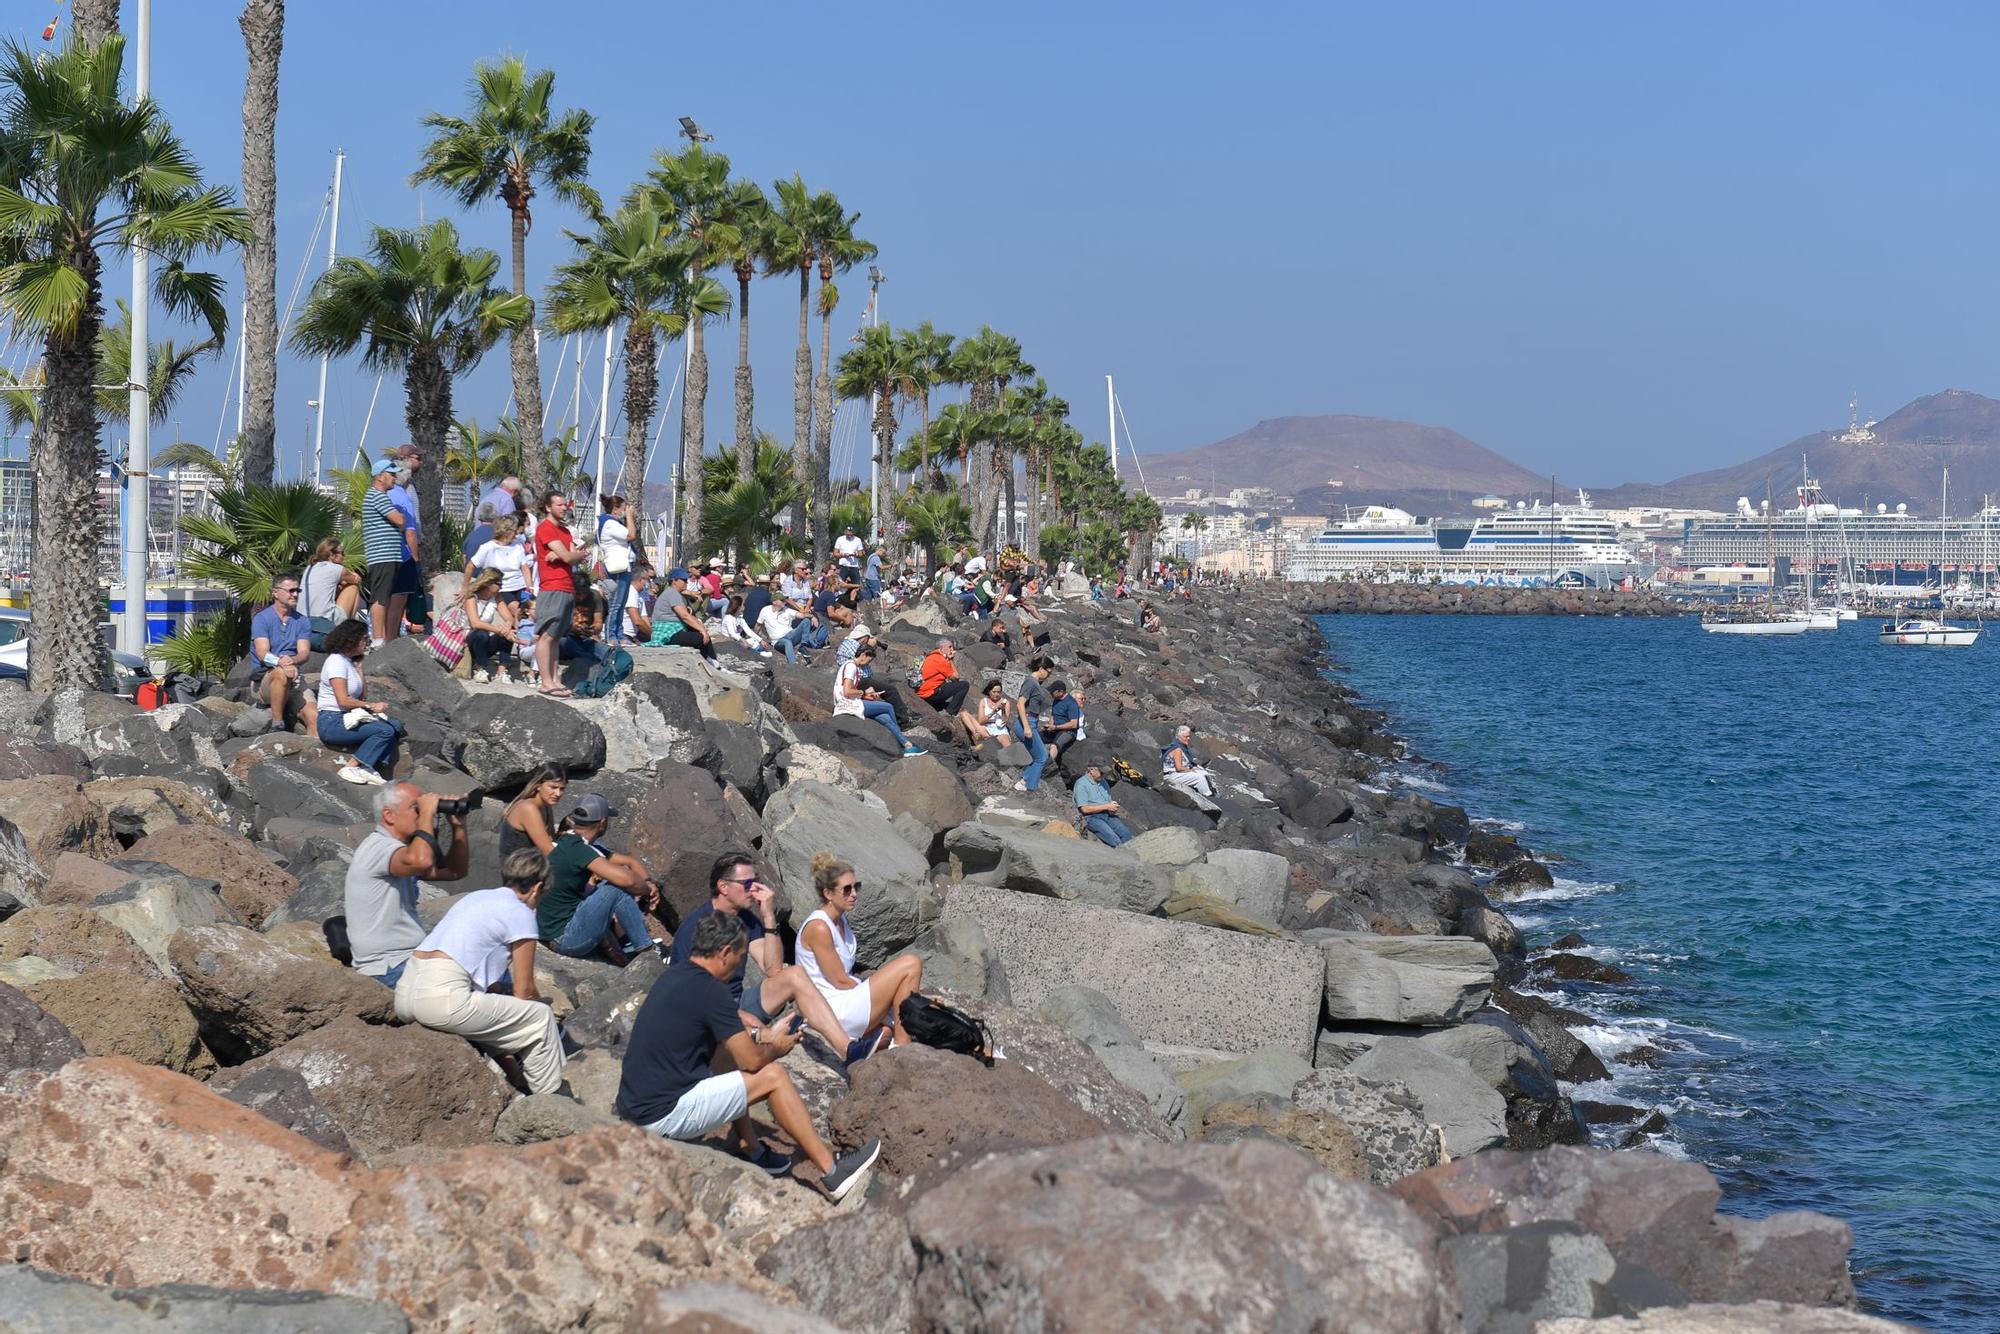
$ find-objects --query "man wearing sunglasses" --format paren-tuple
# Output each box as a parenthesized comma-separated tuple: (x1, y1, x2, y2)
(669, 852, 852, 1055)
(248, 577, 317, 733)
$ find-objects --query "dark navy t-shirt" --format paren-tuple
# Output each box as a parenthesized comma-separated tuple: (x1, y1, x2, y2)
(615, 961, 744, 1124)
(668, 901, 765, 1001)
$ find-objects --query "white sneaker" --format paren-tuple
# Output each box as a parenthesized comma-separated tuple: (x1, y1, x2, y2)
(471, 669, 491, 684)
(1012, 779, 1028, 792)
(337, 763, 374, 786)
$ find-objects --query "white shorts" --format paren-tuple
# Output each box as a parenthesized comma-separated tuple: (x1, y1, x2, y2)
(817, 976, 880, 1043)
(642, 1071, 748, 1141)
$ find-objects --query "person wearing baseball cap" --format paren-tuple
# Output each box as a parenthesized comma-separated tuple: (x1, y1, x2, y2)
(384, 445, 426, 633)
(360, 457, 416, 645)
(538, 793, 665, 966)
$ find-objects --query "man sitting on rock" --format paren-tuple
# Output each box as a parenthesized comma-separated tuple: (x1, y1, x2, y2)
(670, 852, 853, 1058)
(539, 794, 665, 965)
(344, 780, 472, 988)
(247, 574, 316, 734)
(1072, 759, 1133, 847)
(619, 911, 883, 1200)
(917, 638, 970, 718)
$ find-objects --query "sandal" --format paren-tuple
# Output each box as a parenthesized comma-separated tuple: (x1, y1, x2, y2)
(538, 686, 574, 699)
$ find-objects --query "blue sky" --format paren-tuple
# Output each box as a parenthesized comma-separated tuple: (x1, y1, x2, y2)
(25, 1, 2000, 488)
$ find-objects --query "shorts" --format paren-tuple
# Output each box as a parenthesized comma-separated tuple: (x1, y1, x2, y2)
(641, 1071, 749, 1141)
(362, 562, 400, 607)
(534, 589, 575, 637)
(741, 987, 772, 1025)
(393, 559, 424, 596)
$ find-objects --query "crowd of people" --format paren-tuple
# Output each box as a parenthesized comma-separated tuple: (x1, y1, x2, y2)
(275, 449, 1221, 1200)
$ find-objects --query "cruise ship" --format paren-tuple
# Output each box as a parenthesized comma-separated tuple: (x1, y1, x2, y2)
(1679, 474, 2000, 587)
(1284, 492, 1651, 587)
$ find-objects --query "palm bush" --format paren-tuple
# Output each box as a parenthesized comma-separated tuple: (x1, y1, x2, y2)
(698, 435, 803, 565)
(155, 482, 344, 674)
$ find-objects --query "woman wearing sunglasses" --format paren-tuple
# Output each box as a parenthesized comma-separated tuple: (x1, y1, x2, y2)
(797, 853, 925, 1057)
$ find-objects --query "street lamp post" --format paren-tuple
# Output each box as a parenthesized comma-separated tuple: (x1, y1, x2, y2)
(118, 0, 153, 656)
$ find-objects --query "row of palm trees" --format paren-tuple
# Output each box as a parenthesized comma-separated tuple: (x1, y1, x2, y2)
(0, 27, 1156, 693)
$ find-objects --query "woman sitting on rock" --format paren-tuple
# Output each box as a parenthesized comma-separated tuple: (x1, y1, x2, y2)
(461, 569, 518, 684)
(961, 677, 1011, 751)
(315, 620, 404, 785)
(394, 847, 565, 1094)
(834, 641, 925, 757)
(1160, 723, 1221, 813)
(797, 852, 925, 1057)
(501, 764, 567, 858)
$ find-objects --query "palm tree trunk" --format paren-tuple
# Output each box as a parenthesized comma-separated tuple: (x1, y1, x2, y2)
(681, 317, 708, 556)
(236, 0, 281, 490)
(1001, 448, 1017, 552)
(811, 294, 834, 568)
(734, 268, 754, 482)
(72, 0, 117, 42)
(28, 259, 106, 693)
(964, 383, 989, 549)
(790, 267, 810, 540)
(508, 207, 548, 501)
(617, 319, 657, 545)
(405, 350, 451, 573)
(873, 389, 898, 567)
(1024, 442, 1042, 562)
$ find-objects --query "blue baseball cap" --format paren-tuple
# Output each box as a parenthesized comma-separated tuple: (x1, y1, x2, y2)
(667, 567, 691, 582)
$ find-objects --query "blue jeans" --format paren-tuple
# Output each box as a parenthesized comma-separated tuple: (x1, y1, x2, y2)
(604, 571, 633, 644)
(1084, 813, 1133, 847)
(552, 882, 655, 960)
(560, 635, 607, 663)
(318, 711, 405, 775)
(373, 959, 407, 989)
(1011, 718, 1048, 790)
(862, 699, 909, 749)
(863, 577, 883, 601)
(797, 619, 830, 650)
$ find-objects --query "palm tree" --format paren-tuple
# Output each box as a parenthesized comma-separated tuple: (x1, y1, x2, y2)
(635, 143, 738, 559)
(544, 203, 697, 537)
(897, 487, 971, 578)
(412, 55, 597, 500)
(806, 193, 874, 566)
(699, 434, 803, 564)
(894, 321, 954, 486)
(1122, 491, 1164, 579)
(947, 327, 1032, 549)
(71, 1, 117, 44)
(834, 323, 906, 556)
(764, 175, 817, 535)
(713, 179, 770, 482)
(292, 220, 531, 571)
(1181, 510, 1209, 535)
(0, 35, 247, 691)
(237, 0, 283, 488)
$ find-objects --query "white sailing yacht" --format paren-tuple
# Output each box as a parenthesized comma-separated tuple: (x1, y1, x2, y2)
(1702, 477, 1813, 635)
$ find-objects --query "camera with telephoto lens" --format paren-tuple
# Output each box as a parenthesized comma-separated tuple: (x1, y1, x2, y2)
(435, 790, 485, 817)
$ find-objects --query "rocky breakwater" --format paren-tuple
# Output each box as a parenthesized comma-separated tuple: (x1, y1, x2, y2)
(1295, 580, 1683, 616)
(0, 586, 1891, 1332)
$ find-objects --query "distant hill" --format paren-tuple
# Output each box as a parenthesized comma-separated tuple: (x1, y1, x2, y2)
(1138, 415, 1546, 507)
(1592, 390, 2000, 512)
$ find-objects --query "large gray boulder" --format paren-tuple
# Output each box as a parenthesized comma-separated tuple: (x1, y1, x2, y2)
(1292, 1067, 1443, 1186)
(1308, 929, 1497, 1024)
(567, 671, 713, 773)
(1446, 1221, 1618, 1334)
(1347, 1036, 1509, 1157)
(908, 913, 1012, 1004)
(452, 692, 606, 789)
(88, 863, 239, 975)
(0, 1266, 410, 1333)
(865, 752, 974, 833)
(944, 883, 1323, 1061)
(944, 822, 1171, 914)
(763, 781, 935, 966)
(1037, 984, 1187, 1130)
(1176, 1046, 1314, 1127)
(1125, 824, 1205, 867)
(905, 1137, 1454, 1332)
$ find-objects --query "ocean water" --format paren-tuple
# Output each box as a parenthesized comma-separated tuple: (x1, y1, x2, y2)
(1314, 613, 1998, 1330)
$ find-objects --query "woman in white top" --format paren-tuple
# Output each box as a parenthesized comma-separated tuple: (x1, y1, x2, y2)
(833, 642, 924, 756)
(313, 620, 404, 784)
(301, 536, 360, 627)
(720, 592, 771, 657)
(963, 678, 1011, 748)
(597, 495, 636, 645)
(797, 852, 924, 1052)
(757, 598, 806, 663)
(464, 516, 530, 603)
(461, 569, 518, 683)
(393, 847, 564, 1094)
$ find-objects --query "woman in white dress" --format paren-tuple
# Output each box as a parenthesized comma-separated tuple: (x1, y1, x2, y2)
(796, 852, 924, 1054)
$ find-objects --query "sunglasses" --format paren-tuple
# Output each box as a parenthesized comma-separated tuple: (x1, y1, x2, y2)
(721, 875, 758, 889)
(836, 882, 860, 897)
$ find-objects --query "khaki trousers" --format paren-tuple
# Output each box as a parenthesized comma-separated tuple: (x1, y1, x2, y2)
(394, 954, 565, 1094)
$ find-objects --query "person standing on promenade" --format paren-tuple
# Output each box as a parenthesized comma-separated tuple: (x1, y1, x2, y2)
(362, 457, 416, 644)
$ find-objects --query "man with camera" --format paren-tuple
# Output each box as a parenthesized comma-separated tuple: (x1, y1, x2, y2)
(344, 780, 474, 988)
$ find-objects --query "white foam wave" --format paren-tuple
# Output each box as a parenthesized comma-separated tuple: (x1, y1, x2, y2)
(1476, 816, 1526, 834)
(1391, 770, 1451, 794)
(1499, 877, 1618, 905)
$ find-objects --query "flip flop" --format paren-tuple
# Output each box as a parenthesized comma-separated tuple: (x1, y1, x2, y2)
(538, 686, 574, 699)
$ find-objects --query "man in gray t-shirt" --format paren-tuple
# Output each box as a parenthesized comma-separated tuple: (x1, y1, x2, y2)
(344, 780, 469, 987)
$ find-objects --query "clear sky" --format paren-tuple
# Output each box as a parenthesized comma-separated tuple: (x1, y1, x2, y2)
(26, 1, 2000, 488)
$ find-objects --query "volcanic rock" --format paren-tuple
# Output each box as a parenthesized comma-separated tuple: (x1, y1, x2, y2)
(168, 922, 395, 1062)
(129, 824, 297, 928)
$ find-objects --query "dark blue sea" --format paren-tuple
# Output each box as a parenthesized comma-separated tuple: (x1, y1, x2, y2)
(1314, 613, 1998, 1331)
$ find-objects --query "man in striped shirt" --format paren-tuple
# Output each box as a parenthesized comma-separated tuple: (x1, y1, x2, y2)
(362, 458, 416, 644)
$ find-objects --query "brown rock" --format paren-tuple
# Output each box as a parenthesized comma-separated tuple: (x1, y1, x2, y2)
(827, 1042, 1114, 1184)
(0, 1058, 793, 1331)
(168, 924, 393, 1063)
(1200, 1097, 1370, 1179)
(0, 904, 161, 979)
(906, 1136, 1452, 1331)
(130, 825, 297, 928)
(0, 776, 114, 868)
(864, 753, 975, 833)
(1162, 890, 1289, 936)
(81, 776, 225, 843)
(213, 1015, 513, 1165)
(622, 762, 762, 927)
(0, 735, 90, 781)
(37, 851, 133, 905)
(22, 972, 209, 1075)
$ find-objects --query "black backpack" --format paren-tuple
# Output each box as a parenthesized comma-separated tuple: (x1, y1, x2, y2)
(898, 994, 994, 1066)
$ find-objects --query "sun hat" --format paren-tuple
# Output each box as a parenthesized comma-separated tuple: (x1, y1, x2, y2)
(851, 623, 872, 639)
(708, 555, 725, 567)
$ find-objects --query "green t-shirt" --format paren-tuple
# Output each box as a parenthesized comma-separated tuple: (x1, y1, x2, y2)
(537, 832, 603, 942)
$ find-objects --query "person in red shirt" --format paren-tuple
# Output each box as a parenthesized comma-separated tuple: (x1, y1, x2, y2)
(917, 637, 969, 718)
(533, 494, 587, 697)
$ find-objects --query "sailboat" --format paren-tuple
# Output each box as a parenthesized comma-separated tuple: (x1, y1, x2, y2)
(1783, 460, 1842, 628)
(1703, 476, 1812, 635)
(1878, 471, 1981, 647)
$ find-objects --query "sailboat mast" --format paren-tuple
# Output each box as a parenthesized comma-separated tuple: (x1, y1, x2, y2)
(311, 149, 345, 487)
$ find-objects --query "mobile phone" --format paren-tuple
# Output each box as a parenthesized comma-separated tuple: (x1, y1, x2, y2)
(786, 1013, 806, 1036)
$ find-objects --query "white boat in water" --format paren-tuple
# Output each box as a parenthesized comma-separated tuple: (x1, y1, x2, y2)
(1702, 615, 1813, 636)
(1782, 607, 1840, 631)
(1876, 617, 1981, 647)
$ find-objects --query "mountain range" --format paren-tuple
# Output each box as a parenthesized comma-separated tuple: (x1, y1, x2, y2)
(1147, 391, 2000, 514)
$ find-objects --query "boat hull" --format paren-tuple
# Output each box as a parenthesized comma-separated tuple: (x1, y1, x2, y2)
(1876, 627, 1981, 647)
(1702, 619, 1813, 635)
